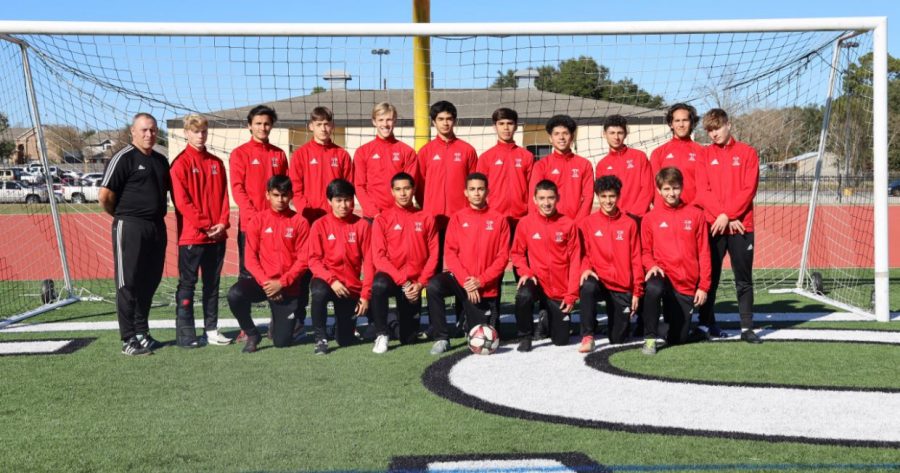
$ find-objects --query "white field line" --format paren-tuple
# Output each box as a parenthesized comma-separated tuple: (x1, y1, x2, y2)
(0, 340, 72, 354)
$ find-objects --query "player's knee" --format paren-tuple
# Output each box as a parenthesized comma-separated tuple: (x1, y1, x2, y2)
(644, 278, 664, 300)
(309, 278, 330, 301)
(226, 284, 244, 305)
(372, 273, 391, 296)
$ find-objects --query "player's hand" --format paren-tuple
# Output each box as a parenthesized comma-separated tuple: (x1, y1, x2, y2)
(331, 280, 350, 298)
(580, 269, 598, 285)
(262, 279, 283, 298)
(463, 277, 482, 292)
(728, 220, 746, 235)
(559, 301, 574, 313)
(694, 289, 708, 307)
(404, 282, 422, 302)
(645, 266, 665, 281)
(631, 295, 640, 312)
(355, 298, 369, 316)
(206, 224, 226, 240)
(467, 289, 481, 304)
(711, 213, 729, 235)
(517, 275, 536, 289)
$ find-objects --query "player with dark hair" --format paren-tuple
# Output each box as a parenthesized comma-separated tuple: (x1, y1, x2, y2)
(528, 114, 594, 220)
(695, 108, 761, 343)
(578, 175, 644, 352)
(650, 103, 703, 207)
(169, 114, 232, 348)
(226, 175, 309, 353)
(100, 113, 171, 355)
(426, 172, 509, 355)
(596, 114, 654, 220)
(511, 179, 580, 351)
(354, 102, 418, 220)
(640, 167, 711, 355)
(290, 106, 353, 224)
(308, 178, 374, 355)
(370, 172, 439, 353)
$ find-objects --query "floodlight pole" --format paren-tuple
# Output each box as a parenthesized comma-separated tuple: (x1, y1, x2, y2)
(371, 48, 390, 90)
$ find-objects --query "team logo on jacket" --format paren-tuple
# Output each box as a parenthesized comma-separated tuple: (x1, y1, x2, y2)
(732, 156, 741, 166)
(348, 231, 357, 243)
(285, 227, 294, 238)
(271, 157, 279, 167)
(453, 153, 462, 162)
(485, 220, 494, 231)
(554, 231, 564, 243)
(372, 153, 381, 160)
(626, 159, 634, 169)
(615, 230, 624, 241)
(392, 152, 400, 162)
(211, 164, 218, 175)
(310, 158, 319, 165)
(683, 219, 693, 231)
(515, 158, 523, 168)
(571, 168, 580, 179)
(688, 153, 696, 161)
(331, 157, 339, 167)
(414, 221, 423, 232)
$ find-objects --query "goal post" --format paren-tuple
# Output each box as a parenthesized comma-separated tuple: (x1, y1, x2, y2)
(0, 17, 889, 324)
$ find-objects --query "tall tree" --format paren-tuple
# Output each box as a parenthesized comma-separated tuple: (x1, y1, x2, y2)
(490, 69, 517, 89)
(0, 112, 14, 162)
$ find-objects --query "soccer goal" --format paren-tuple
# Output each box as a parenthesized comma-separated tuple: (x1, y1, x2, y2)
(0, 17, 889, 325)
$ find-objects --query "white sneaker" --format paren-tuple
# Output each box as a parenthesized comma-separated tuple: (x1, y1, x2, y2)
(372, 334, 389, 354)
(205, 330, 232, 346)
(430, 339, 450, 355)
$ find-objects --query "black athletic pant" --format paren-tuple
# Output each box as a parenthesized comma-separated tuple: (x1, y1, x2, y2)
(579, 276, 632, 344)
(236, 226, 252, 280)
(699, 232, 755, 330)
(643, 276, 695, 345)
(426, 272, 498, 341)
(112, 217, 166, 341)
(370, 272, 421, 344)
(227, 278, 301, 348)
(495, 217, 520, 309)
(310, 277, 358, 346)
(514, 280, 570, 346)
(175, 241, 226, 345)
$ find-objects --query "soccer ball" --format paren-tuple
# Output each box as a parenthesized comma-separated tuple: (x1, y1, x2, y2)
(467, 324, 500, 355)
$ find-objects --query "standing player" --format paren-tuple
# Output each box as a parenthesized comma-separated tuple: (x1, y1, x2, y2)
(99, 113, 170, 355)
(370, 172, 439, 354)
(578, 175, 643, 352)
(650, 103, 703, 207)
(230, 105, 288, 280)
(528, 115, 594, 220)
(226, 176, 309, 353)
(511, 180, 580, 352)
(169, 114, 232, 348)
(308, 179, 374, 355)
(354, 102, 418, 220)
(595, 114, 654, 220)
(641, 167, 711, 355)
(695, 109, 761, 343)
(289, 106, 353, 223)
(426, 173, 509, 355)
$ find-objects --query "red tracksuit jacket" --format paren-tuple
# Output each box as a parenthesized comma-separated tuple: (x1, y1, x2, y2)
(578, 209, 644, 297)
(170, 145, 230, 246)
(529, 150, 594, 219)
(417, 136, 478, 222)
(289, 140, 353, 223)
(444, 205, 510, 298)
(371, 204, 439, 286)
(511, 212, 581, 305)
(476, 141, 534, 221)
(650, 137, 703, 207)
(245, 208, 309, 297)
(308, 213, 374, 300)
(641, 201, 712, 296)
(695, 137, 760, 234)
(353, 135, 418, 219)
(229, 139, 289, 230)
(596, 146, 654, 218)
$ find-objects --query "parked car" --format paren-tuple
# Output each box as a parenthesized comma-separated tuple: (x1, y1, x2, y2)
(0, 168, 24, 182)
(63, 180, 102, 203)
(890, 180, 900, 197)
(18, 170, 44, 184)
(80, 172, 104, 184)
(0, 181, 51, 203)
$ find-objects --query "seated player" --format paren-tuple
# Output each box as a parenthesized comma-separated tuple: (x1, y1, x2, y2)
(578, 175, 643, 352)
(640, 167, 711, 355)
(226, 175, 309, 353)
(370, 172, 438, 354)
(511, 179, 580, 352)
(308, 179, 374, 355)
(426, 173, 509, 355)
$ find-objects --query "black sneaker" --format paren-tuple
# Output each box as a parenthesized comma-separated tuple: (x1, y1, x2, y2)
(517, 338, 532, 353)
(708, 325, 729, 338)
(314, 340, 329, 355)
(135, 333, 161, 350)
(178, 339, 200, 349)
(533, 310, 549, 340)
(242, 334, 262, 353)
(121, 337, 152, 356)
(741, 330, 762, 344)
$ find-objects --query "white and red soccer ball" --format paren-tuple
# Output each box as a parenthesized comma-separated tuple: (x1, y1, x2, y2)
(467, 323, 500, 355)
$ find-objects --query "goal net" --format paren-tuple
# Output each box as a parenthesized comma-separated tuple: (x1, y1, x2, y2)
(0, 19, 889, 323)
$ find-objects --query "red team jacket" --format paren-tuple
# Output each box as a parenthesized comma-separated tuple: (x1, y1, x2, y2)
(289, 140, 353, 223)
(511, 212, 581, 305)
(476, 141, 534, 221)
(245, 208, 309, 297)
(596, 146, 654, 219)
(444, 205, 510, 298)
(695, 137, 760, 234)
(650, 136, 703, 207)
(353, 135, 418, 219)
(371, 205, 439, 286)
(229, 139, 289, 230)
(417, 136, 478, 224)
(308, 213, 375, 300)
(641, 202, 711, 296)
(578, 209, 644, 297)
(529, 151, 594, 219)
(170, 145, 230, 246)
